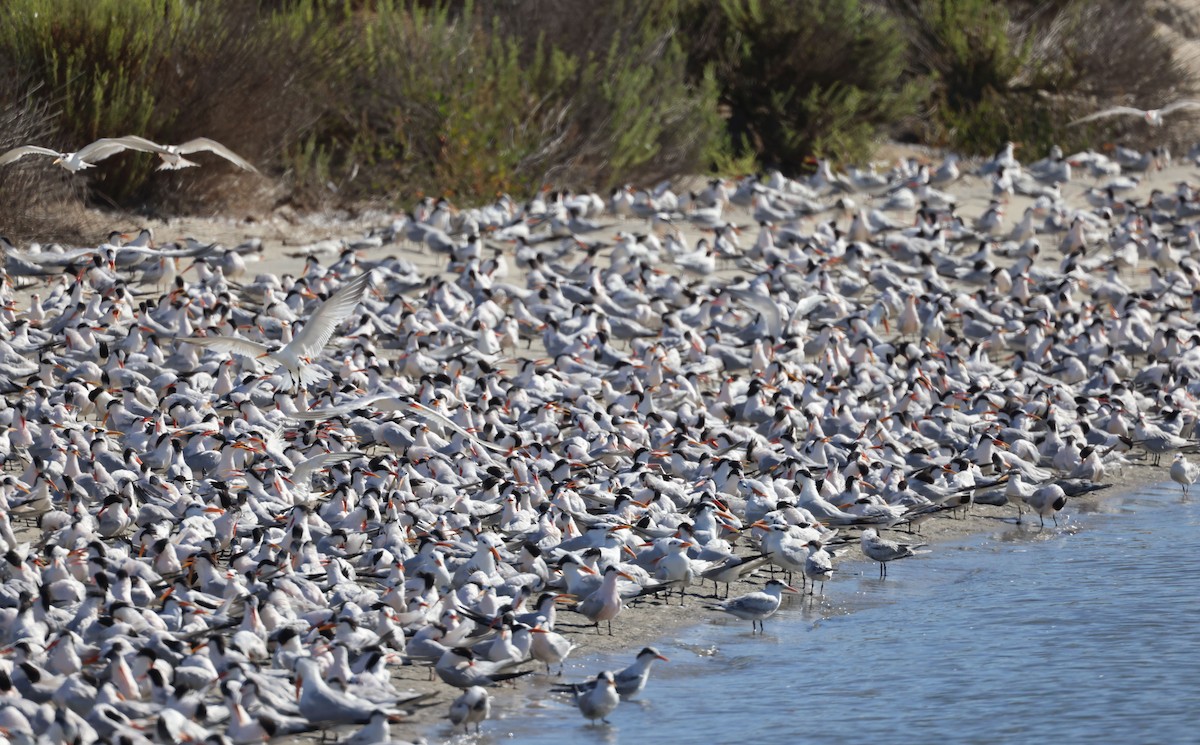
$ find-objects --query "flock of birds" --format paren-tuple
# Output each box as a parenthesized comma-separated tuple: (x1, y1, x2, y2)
(0, 136, 257, 174)
(3, 114, 1200, 743)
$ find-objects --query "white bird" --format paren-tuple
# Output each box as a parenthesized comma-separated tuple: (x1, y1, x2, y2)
(530, 623, 578, 674)
(118, 134, 258, 172)
(803, 540, 835, 596)
(1026, 484, 1068, 528)
(294, 658, 409, 724)
(337, 710, 403, 745)
(552, 647, 669, 699)
(448, 686, 490, 734)
(1170, 454, 1198, 496)
(573, 566, 636, 635)
(0, 136, 166, 173)
(575, 671, 620, 725)
(1069, 101, 1200, 128)
(708, 578, 797, 633)
(176, 271, 371, 388)
(860, 528, 927, 578)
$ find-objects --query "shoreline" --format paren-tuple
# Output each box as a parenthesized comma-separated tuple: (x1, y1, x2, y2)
(272, 459, 1166, 745)
(412, 463, 1171, 742)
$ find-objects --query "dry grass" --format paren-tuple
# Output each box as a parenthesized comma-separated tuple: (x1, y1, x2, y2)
(0, 66, 90, 242)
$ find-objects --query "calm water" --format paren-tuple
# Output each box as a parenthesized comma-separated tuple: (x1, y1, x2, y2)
(436, 484, 1199, 745)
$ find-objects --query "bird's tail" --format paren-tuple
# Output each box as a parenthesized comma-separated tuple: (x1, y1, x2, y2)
(158, 157, 198, 170)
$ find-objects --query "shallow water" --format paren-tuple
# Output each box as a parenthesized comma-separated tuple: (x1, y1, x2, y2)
(435, 484, 1200, 744)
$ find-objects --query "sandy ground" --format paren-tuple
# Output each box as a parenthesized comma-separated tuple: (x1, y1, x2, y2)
(7, 140, 1195, 742)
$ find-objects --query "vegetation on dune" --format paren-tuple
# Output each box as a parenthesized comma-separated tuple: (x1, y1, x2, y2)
(0, 0, 1191, 236)
(310, 0, 722, 203)
(678, 0, 925, 169)
(887, 0, 1189, 155)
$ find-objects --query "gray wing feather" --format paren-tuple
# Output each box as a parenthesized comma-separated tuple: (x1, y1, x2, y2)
(289, 272, 372, 358)
(175, 137, 258, 172)
(175, 335, 274, 366)
(0, 146, 61, 165)
(1068, 107, 1146, 126)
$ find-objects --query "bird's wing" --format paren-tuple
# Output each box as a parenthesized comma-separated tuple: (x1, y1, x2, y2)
(398, 400, 507, 454)
(725, 591, 769, 611)
(286, 392, 395, 421)
(174, 335, 274, 366)
(0, 146, 61, 165)
(109, 135, 167, 152)
(1159, 100, 1200, 115)
(8, 246, 100, 266)
(114, 239, 220, 260)
(288, 272, 372, 359)
(1068, 107, 1146, 126)
(291, 451, 364, 486)
(75, 137, 159, 164)
(725, 289, 782, 338)
(175, 137, 259, 172)
(79, 136, 167, 161)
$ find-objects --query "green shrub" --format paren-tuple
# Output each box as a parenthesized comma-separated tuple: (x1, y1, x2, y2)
(0, 0, 330, 211)
(677, 0, 922, 168)
(0, 0, 1191, 231)
(300, 0, 722, 201)
(887, 0, 1191, 154)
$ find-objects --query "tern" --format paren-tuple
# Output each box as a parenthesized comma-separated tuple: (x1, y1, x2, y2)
(1070, 101, 1200, 128)
(434, 647, 532, 688)
(708, 579, 798, 633)
(448, 686, 490, 734)
(1170, 454, 1198, 496)
(553, 647, 669, 699)
(1026, 484, 1068, 529)
(294, 658, 431, 724)
(572, 566, 637, 635)
(575, 671, 620, 725)
(860, 529, 928, 578)
(122, 135, 259, 171)
(0, 136, 167, 172)
(176, 271, 371, 388)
